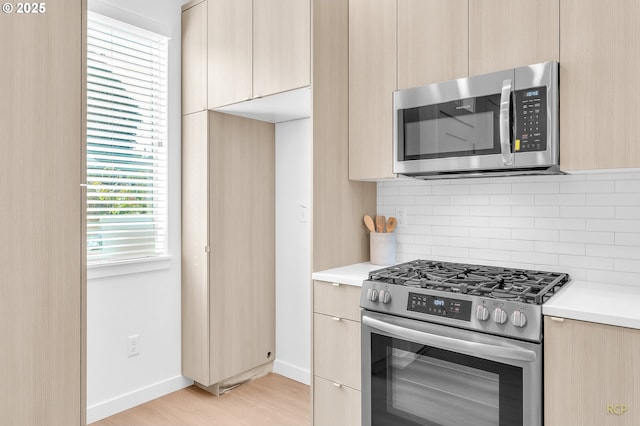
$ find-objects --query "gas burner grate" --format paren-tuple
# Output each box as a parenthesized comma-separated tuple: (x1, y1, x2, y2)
(368, 259, 570, 305)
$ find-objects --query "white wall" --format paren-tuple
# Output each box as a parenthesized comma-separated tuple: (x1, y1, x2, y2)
(274, 118, 312, 385)
(86, 0, 188, 423)
(377, 170, 640, 286)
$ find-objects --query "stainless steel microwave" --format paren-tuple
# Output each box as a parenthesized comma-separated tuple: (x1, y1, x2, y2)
(393, 61, 559, 178)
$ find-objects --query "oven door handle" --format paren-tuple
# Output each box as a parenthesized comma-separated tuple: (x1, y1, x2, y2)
(362, 315, 537, 363)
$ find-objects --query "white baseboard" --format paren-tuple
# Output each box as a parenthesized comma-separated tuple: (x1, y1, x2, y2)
(273, 359, 311, 386)
(87, 375, 193, 424)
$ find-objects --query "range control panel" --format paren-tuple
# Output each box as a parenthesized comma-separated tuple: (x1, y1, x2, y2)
(407, 292, 472, 321)
(514, 86, 547, 153)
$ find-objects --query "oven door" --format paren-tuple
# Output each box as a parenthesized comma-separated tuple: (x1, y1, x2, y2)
(361, 311, 542, 426)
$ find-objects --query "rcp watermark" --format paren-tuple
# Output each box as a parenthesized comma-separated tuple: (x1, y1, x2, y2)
(2, 3, 47, 13)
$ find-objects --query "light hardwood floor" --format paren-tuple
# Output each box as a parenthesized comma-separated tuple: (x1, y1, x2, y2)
(92, 374, 310, 426)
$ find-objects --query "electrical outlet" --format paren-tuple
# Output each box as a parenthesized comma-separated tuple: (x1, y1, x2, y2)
(299, 204, 309, 223)
(396, 208, 407, 227)
(127, 334, 140, 357)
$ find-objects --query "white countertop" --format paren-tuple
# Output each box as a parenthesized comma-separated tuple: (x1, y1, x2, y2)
(312, 262, 389, 287)
(543, 280, 640, 330)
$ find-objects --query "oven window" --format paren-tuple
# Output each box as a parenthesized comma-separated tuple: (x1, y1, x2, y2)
(401, 94, 501, 160)
(371, 333, 523, 426)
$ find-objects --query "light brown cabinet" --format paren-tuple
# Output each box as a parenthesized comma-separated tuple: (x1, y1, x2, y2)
(544, 317, 640, 425)
(182, 110, 275, 391)
(468, 0, 559, 76)
(182, 0, 208, 115)
(559, 0, 640, 170)
(312, 281, 362, 426)
(348, 0, 397, 181)
(397, 0, 469, 90)
(0, 1, 85, 424)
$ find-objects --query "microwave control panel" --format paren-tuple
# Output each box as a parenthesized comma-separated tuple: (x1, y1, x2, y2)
(514, 86, 547, 153)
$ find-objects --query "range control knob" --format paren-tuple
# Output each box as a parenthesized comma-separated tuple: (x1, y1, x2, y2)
(492, 308, 508, 324)
(367, 288, 379, 302)
(379, 290, 391, 304)
(476, 305, 490, 321)
(510, 310, 527, 328)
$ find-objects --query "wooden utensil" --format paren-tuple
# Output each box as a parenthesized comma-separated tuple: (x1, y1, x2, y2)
(386, 217, 397, 233)
(363, 215, 375, 233)
(375, 215, 386, 233)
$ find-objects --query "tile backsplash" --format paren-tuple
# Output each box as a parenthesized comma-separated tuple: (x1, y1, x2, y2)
(376, 170, 640, 286)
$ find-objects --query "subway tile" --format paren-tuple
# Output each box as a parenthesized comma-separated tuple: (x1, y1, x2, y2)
(512, 205, 560, 217)
(535, 264, 586, 281)
(512, 228, 559, 241)
(586, 193, 640, 206)
(490, 194, 535, 205)
(432, 226, 469, 237)
(559, 180, 614, 194)
(469, 228, 512, 239)
(587, 219, 640, 233)
(535, 241, 585, 255)
(616, 180, 640, 193)
(415, 195, 450, 206)
(450, 216, 491, 227)
(535, 218, 586, 231)
(586, 269, 640, 286)
(585, 171, 640, 181)
(490, 239, 535, 252)
(490, 176, 535, 184)
(560, 206, 615, 219)
(469, 206, 512, 217)
(490, 217, 534, 229)
(615, 232, 640, 246)
(469, 183, 511, 195)
(431, 245, 469, 258)
(534, 174, 586, 183)
(377, 185, 399, 197)
(586, 244, 640, 260)
(415, 215, 450, 226)
(403, 225, 432, 236)
(398, 184, 432, 196)
(468, 248, 511, 262)
(616, 207, 640, 219)
(512, 182, 559, 194)
(416, 235, 450, 246)
(511, 251, 558, 265)
(432, 206, 469, 216)
(558, 255, 613, 271)
(614, 259, 640, 273)
(396, 234, 415, 245)
(433, 184, 470, 195)
(535, 194, 586, 205)
(559, 230, 615, 245)
(450, 237, 490, 249)
(382, 195, 415, 206)
(450, 195, 490, 206)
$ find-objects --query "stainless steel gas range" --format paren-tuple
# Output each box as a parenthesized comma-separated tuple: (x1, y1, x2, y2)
(360, 259, 570, 426)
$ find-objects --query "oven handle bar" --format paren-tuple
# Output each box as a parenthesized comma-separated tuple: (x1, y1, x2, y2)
(362, 315, 537, 363)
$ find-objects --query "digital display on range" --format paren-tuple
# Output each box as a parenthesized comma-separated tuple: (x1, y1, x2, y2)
(407, 292, 472, 321)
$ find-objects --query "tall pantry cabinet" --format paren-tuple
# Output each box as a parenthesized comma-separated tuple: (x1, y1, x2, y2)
(181, 1, 276, 393)
(0, 1, 86, 425)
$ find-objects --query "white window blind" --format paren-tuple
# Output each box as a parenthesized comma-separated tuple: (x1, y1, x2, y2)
(87, 13, 169, 264)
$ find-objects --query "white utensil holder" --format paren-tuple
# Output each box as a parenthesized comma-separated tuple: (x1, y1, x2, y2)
(370, 232, 396, 266)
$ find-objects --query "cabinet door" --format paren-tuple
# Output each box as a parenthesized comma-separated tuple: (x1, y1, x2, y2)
(253, 0, 310, 98)
(560, 0, 640, 170)
(181, 111, 210, 385)
(348, 0, 396, 180)
(313, 313, 361, 390)
(314, 376, 361, 426)
(397, 0, 468, 89)
(544, 317, 640, 426)
(469, 0, 559, 75)
(313, 281, 361, 321)
(182, 0, 208, 114)
(209, 112, 275, 385)
(207, 0, 252, 108)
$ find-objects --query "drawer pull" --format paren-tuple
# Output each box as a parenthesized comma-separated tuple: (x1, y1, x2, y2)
(332, 317, 342, 321)
(332, 282, 340, 287)
(550, 317, 565, 323)
(332, 382, 342, 388)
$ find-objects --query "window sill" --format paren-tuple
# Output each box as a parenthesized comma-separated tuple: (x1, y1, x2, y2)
(87, 256, 173, 280)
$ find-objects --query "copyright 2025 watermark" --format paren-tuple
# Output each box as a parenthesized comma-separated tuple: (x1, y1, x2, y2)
(2, 3, 47, 14)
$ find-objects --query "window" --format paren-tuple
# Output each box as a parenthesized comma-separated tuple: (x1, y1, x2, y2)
(87, 13, 168, 264)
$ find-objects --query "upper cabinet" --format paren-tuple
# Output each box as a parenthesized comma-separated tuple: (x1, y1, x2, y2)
(468, 0, 560, 75)
(560, 0, 640, 170)
(397, 0, 468, 90)
(207, 0, 252, 109)
(182, 0, 311, 112)
(253, 0, 311, 98)
(348, 0, 397, 181)
(182, 0, 208, 115)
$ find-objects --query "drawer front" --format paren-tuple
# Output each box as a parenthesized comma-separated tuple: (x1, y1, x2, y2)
(313, 280, 361, 321)
(314, 376, 361, 426)
(313, 313, 361, 390)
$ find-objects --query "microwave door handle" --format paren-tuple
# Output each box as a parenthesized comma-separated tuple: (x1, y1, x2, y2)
(499, 79, 514, 166)
(362, 314, 536, 363)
